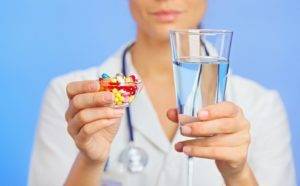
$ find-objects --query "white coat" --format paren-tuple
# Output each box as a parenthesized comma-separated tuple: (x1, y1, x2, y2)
(28, 44, 296, 186)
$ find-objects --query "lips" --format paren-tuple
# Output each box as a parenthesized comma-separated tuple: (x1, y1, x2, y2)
(150, 10, 182, 22)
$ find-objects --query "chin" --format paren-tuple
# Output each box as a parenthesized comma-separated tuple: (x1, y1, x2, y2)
(152, 30, 171, 42)
(150, 23, 185, 42)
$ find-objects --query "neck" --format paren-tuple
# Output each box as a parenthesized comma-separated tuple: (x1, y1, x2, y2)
(131, 30, 173, 79)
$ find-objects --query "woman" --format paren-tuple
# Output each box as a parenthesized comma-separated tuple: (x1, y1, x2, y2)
(29, 0, 296, 185)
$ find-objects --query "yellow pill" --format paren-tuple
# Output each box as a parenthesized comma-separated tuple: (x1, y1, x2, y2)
(125, 77, 133, 83)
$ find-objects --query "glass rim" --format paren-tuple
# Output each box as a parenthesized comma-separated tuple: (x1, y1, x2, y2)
(169, 29, 233, 35)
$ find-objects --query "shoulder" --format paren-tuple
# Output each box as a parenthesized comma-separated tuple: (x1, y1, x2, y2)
(231, 78, 295, 186)
(228, 74, 282, 104)
(228, 74, 273, 97)
(227, 74, 285, 119)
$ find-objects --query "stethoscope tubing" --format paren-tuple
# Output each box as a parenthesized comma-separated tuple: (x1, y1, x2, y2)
(121, 43, 136, 142)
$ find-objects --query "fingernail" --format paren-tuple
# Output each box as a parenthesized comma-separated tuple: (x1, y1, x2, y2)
(198, 110, 209, 119)
(183, 146, 191, 155)
(175, 143, 183, 152)
(181, 126, 192, 135)
(114, 109, 125, 116)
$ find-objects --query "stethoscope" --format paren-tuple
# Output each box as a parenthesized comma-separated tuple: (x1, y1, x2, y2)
(104, 43, 148, 174)
(104, 37, 212, 174)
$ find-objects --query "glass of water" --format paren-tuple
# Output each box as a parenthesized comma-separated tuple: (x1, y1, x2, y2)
(169, 29, 233, 186)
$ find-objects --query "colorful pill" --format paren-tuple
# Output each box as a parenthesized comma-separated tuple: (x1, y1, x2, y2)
(101, 73, 110, 79)
(99, 73, 140, 106)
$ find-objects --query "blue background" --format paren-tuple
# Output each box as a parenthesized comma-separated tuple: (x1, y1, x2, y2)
(1, 0, 299, 185)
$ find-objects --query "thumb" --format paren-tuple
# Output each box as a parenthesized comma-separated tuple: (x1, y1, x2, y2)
(167, 108, 178, 123)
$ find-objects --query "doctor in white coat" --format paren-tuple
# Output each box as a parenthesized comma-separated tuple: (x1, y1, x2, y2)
(28, 0, 296, 185)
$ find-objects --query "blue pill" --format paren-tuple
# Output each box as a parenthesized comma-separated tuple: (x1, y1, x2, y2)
(101, 73, 110, 79)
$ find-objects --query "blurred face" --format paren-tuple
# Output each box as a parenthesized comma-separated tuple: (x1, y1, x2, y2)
(130, 0, 207, 41)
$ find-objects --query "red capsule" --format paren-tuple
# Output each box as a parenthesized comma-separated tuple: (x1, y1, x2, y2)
(109, 81, 120, 86)
(129, 75, 137, 82)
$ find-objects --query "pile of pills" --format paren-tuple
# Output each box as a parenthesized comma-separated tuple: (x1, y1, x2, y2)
(99, 73, 141, 106)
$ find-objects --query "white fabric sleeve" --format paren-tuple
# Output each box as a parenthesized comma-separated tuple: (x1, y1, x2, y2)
(248, 91, 296, 186)
(28, 79, 77, 186)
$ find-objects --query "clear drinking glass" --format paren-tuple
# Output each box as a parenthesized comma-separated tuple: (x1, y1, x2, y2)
(169, 29, 233, 186)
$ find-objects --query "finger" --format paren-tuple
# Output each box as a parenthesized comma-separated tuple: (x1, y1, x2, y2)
(178, 114, 199, 124)
(181, 146, 245, 162)
(65, 91, 114, 121)
(198, 101, 240, 121)
(175, 131, 250, 152)
(71, 91, 114, 110)
(166, 109, 198, 124)
(68, 107, 124, 136)
(66, 80, 100, 99)
(83, 118, 120, 135)
(167, 108, 178, 123)
(180, 118, 242, 137)
(74, 118, 119, 146)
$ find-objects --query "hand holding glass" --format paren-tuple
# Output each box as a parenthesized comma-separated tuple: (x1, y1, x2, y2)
(169, 29, 233, 186)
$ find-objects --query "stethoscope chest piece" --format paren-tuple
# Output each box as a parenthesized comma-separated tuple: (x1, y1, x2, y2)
(118, 142, 148, 173)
